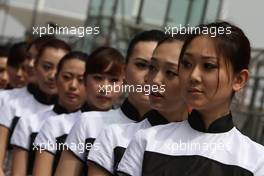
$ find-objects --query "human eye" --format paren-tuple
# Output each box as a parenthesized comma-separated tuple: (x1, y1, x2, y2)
(180, 58, 192, 69)
(149, 63, 157, 73)
(42, 63, 52, 70)
(62, 74, 72, 81)
(166, 69, 178, 77)
(204, 62, 218, 70)
(135, 62, 148, 69)
(92, 74, 103, 81)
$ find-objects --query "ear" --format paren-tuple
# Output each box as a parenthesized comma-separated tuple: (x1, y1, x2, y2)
(232, 69, 249, 92)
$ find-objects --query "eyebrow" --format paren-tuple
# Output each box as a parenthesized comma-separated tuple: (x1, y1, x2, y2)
(134, 58, 149, 62)
(151, 57, 178, 67)
(184, 52, 217, 60)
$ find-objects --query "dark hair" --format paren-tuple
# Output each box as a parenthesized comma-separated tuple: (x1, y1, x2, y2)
(7, 42, 29, 67)
(56, 51, 89, 77)
(156, 32, 189, 47)
(126, 30, 166, 63)
(179, 21, 251, 75)
(179, 21, 250, 97)
(36, 38, 71, 64)
(28, 35, 55, 53)
(85, 47, 124, 77)
(0, 45, 9, 58)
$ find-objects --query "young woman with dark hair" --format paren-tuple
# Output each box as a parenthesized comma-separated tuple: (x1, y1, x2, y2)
(33, 47, 126, 176)
(10, 51, 88, 176)
(117, 22, 264, 176)
(0, 38, 70, 176)
(55, 30, 166, 176)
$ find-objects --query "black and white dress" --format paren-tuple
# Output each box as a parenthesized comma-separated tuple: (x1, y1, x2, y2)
(10, 103, 73, 174)
(65, 99, 142, 164)
(33, 105, 89, 174)
(0, 84, 55, 148)
(117, 110, 264, 176)
(87, 110, 169, 175)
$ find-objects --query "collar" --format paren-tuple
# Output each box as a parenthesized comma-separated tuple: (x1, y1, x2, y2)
(145, 110, 170, 126)
(120, 99, 142, 122)
(27, 84, 56, 105)
(52, 102, 80, 114)
(188, 110, 234, 133)
(80, 103, 92, 112)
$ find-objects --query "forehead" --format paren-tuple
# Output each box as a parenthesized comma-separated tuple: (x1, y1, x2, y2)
(40, 47, 66, 63)
(185, 36, 218, 59)
(130, 41, 157, 61)
(153, 41, 183, 65)
(0, 57, 8, 66)
(61, 59, 85, 73)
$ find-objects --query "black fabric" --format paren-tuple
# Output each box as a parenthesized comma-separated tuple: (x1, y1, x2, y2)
(7, 116, 20, 150)
(144, 110, 170, 126)
(113, 146, 126, 173)
(188, 110, 234, 133)
(52, 102, 79, 114)
(27, 84, 56, 105)
(120, 99, 142, 122)
(80, 103, 91, 112)
(112, 110, 169, 174)
(53, 134, 68, 175)
(82, 138, 96, 176)
(27, 132, 38, 174)
(142, 151, 253, 176)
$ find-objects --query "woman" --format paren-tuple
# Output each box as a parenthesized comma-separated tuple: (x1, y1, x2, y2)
(0, 47, 9, 89)
(10, 51, 88, 176)
(54, 30, 165, 176)
(87, 34, 188, 176)
(117, 22, 264, 175)
(0, 38, 70, 176)
(33, 47, 126, 176)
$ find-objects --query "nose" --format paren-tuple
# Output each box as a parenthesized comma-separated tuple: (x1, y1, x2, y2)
(152, 71, 163, 86)
(190, 66, 202, 84)
(47, 70, 56, 82)
(16, 68, 24, 78)
(69, 79, 78, 90)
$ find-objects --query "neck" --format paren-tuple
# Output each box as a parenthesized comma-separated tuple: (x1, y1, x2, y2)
(159, 105, 188, 123)
(58, 99, 81, 113)
(198, 102, 231, 129)
(127, 96, 150, 118)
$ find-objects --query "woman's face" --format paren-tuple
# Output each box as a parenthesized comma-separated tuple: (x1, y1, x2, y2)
(35, 47, 68, 96)
(27, 44, 38, 84)
(125, 41, 157, 106)
(179, 36, 238, 112)
(7, 61, 28, 88)
(56, 59, 86, 111)
(85, 71, 124, 110)
(0, 57, 9, 89)
(148, 41, 184, 113)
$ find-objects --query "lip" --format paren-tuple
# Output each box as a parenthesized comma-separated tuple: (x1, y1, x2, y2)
(96, 95, 111, 101)
(188, 88, 203, 95)
(46, 82, 56, 89)
(66, 92, 78, 99)
(150, 92, 164, 99)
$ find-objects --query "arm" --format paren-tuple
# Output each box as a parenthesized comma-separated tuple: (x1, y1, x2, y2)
(88, 162, 110, 176)
(55, 150, 83, 176)
(11, 147, 28, 176)
(0, 126, 9, 174)
(55, 117, 87, 176)
(32, 151, 54, 176)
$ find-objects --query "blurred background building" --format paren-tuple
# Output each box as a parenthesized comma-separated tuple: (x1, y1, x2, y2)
(0, 0, 264, 144)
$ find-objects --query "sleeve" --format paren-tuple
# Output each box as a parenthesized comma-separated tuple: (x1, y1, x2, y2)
(87, 125, 116, 174)
(10, 117, 31, 151)
(116, 130, 145, 176)
(65, 117, 87, 162)
(0, 103, 15, 129)
(33, 119, 56, 155)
